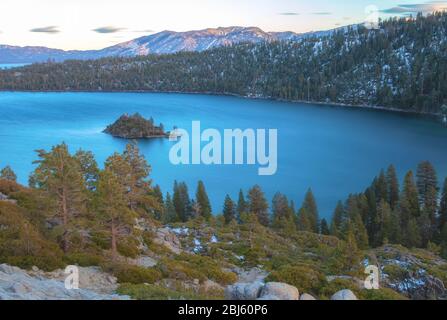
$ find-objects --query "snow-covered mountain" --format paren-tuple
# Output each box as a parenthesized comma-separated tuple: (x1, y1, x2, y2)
(0, 26, 308, 63)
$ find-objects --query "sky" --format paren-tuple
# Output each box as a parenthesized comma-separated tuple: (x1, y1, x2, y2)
(0, 0, 446, 50)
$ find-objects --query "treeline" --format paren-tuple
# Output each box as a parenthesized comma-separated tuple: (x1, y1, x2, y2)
(155, 162, 447, 259)
(330, 163, 447, 254)
(1, 13, 447, 114)
(2, 143, 447, 261)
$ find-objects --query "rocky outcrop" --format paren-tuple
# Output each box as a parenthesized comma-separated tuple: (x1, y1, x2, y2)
(158, 278, 224, 296)
(29, 266, 119, 294)
(233, 267, 268, 283)
(300, 293, 316, 300)
(0, 192, 17, 204)
(153, 227, 183, 254)
(225, 282, 264, 300)
(0, 264, 129, 300)
(259, 282, 299, 300)
(387, 272, 446, 300)
(225, 281, 299, 300)
(375, 245, 447, 300)
(331, 289, 358, 300)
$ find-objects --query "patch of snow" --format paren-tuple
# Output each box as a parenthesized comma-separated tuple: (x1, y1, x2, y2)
(170, 227, 189, 236)
(210, 235, 218, 243)
(193, 238, 203, 253)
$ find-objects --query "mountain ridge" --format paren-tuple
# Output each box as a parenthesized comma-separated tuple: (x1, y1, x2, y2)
(0, 26, 343, 63)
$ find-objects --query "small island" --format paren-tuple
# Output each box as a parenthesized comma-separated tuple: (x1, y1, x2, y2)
(104, 113, 169, 139)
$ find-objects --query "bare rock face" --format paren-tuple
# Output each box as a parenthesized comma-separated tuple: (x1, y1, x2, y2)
(0, 192, 17, 204)
(32, 266, 119, 295)
(300, 293, 317, 300)
(0, 264, 129, 300)
(201, 280, 225, 294)
(225, 282, 264, 300)
(225, 281, 299, 300)
(331, 289, 358, 300)
(153, 227, 182, 254)
(258, 282, 299, 300)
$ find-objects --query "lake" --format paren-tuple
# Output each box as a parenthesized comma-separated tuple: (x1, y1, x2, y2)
(0, 63, 30, 70)
(1, 92, 447, 218)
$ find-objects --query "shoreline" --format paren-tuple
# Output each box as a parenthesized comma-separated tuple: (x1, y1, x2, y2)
(0, 88, 443, 119)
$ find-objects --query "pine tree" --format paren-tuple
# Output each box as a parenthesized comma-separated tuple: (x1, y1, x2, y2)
(320, 218, 330, 235)
(164, 192, 178, 223)
(173, 181, 191, 222)
(331, 222, 361, 273)
(364, 186, 378, 239)
(416, 161, 438, 206)
(439, 178, 447, 233)
(0, 166, 17, 182)
(237, 189, 247, 220)
(74, 149, 99, 191)
(400, 171, 420, 224)
(247, 185, 269, 226)
(152, 185, 164, 220)
(330, 201, 345, 237)
(353, 212, 369, 249)
(422, 185, 438, 243)
(374, 200, 393, 247)
(296, 208, 311, 232)
(196, 180, 212, 220)
(375, 170, 388, 202)
(223, 195, 236, 224)
(29, 143, 87, 253)
(105, 143, 157, 214)
(153, 185, 164, 205)
(440, 224, 447, 259)
(302, 188, 319, 233)
(405, 217, 422, 248)
(389, 209, 402, 244)
(122, 142, 155, 212)
(96, 169, 136, 259)
(386, 164, 400, 209)
(271, 193, 295, 231)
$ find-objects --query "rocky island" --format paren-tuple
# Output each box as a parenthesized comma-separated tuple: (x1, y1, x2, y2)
(104, 113, 168, 139)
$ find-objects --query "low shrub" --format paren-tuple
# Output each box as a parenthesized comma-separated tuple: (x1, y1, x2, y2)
(104, 264, 162, 284)
(266, 264, 326, 294)
(117, 238, 140, 258)
(359, 288, 407, 300)
(157, 253, 237, 286)
(117, 283, 207, 300)
(64, 252, 105, 267)
(318, 278, 361, 299)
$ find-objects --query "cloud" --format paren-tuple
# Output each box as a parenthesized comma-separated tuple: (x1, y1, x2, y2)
(133, 29, 155, 33)
(92, 26, 125, 34)
(279, 12, 299, 16)
(312, 12, 332, 15)
(30, 26, 60, 34)
(381, 1, 447, 14)
(380, 7, 410, 14)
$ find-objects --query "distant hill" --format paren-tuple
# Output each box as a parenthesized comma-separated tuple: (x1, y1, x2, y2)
(1, 13, 446, 114)
(0, 26, 310, 63)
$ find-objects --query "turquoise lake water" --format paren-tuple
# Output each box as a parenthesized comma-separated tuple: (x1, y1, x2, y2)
(0, 63, 30, 69)
(1, 92, 447, 218)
